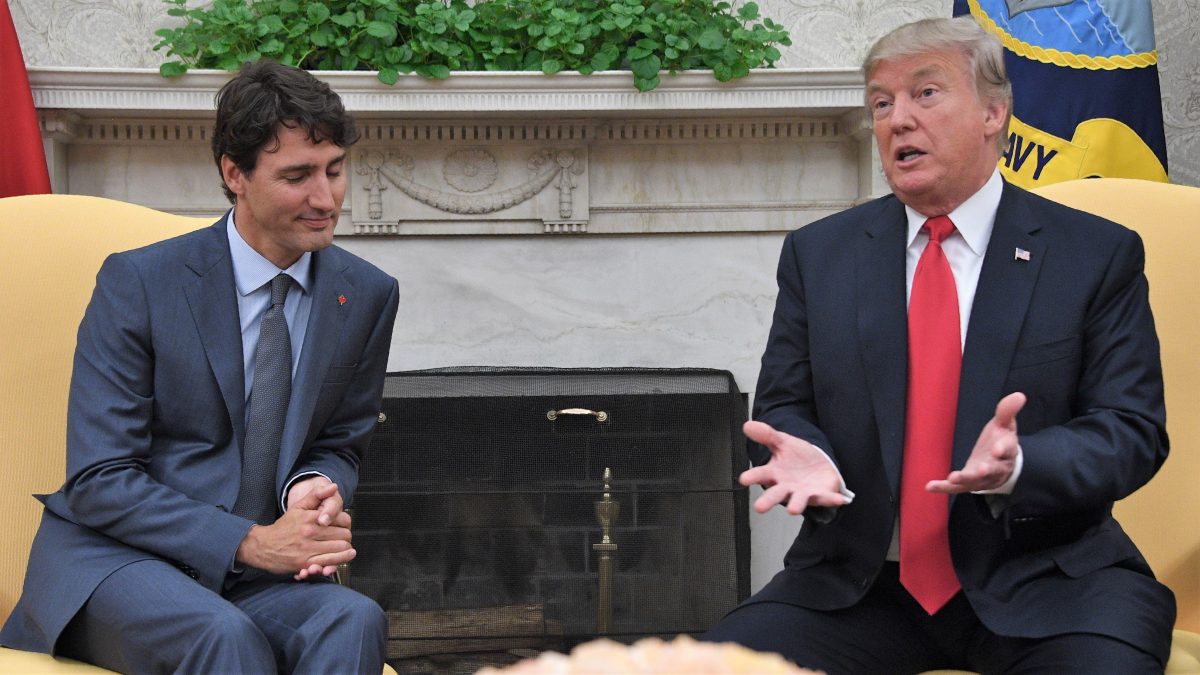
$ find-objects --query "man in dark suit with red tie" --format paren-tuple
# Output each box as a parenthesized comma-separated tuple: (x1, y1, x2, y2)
(702, 16, 1175, 673)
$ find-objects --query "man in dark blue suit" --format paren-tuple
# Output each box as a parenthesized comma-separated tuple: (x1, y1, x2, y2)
(1, 61, 398, 672)
(703, 17, 1175, 673)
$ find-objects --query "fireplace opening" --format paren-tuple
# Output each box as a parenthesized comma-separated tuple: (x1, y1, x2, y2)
(346, 367, 751, 673)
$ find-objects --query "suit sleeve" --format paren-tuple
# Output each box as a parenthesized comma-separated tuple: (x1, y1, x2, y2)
(752, 230, 836, 466)
(285, 276, 399, 506)
(1009, 229, 1168, 515)
(62, 254, 252, 590)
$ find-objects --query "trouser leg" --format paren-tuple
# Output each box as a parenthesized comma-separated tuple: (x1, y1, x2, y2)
(58, 559, 275, 674)
(226, 574, 388, 675)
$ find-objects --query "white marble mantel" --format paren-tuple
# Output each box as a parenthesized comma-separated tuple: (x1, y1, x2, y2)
(30, 67, 882, 234)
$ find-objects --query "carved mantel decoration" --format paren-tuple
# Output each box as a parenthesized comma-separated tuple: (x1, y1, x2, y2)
(355, 141, 588, 235)
(29, 68, 882, 235)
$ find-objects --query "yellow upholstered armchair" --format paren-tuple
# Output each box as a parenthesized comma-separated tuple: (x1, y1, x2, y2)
(0, 194, 209, 672)
(926, 176, 1200, 667)
(923, 178, 1200, 673)
(921, 178, 1200, 675)
(1032, 178, 1200, 669)
(0, 195, 399, 673)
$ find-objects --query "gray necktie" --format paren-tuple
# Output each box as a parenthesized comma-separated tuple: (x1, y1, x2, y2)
(233, 273, 294, 525)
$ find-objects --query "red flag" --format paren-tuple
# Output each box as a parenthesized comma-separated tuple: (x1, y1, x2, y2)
(0, 0, 51, 198)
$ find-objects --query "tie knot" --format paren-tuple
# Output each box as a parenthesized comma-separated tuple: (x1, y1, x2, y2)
(923, 216, 955, 244)
(270, 274, 293, 307)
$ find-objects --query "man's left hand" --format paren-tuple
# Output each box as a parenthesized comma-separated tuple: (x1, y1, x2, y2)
(928, 392, 1025, 494)
(286, 476, 350, 580)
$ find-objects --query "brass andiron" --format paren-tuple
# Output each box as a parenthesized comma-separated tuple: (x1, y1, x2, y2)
(334, 508, 352, 586)
(593, 467, 619, 634)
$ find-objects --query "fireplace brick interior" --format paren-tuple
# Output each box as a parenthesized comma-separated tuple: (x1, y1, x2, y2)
(346, 367, 750, 671)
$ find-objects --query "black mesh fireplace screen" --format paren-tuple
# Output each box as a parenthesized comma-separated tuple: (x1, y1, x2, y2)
(347, 367, 751, 672)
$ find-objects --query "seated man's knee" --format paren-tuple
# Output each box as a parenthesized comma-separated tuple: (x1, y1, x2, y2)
(352, 592, 388, 640)
(201, 605, 271, 649)
(325, 589, 388, 641)
(186, 607, 274, 670)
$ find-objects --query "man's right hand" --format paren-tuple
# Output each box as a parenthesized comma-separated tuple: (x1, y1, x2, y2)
(235, 481, 356, 575)
(740, 420, 850, 515)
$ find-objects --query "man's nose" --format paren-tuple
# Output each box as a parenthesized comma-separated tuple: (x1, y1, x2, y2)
(309, 174, 335, 211)
(889, 96, 917, 131)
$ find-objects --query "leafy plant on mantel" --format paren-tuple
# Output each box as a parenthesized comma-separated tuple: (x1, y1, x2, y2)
(153, 0, 791, 91)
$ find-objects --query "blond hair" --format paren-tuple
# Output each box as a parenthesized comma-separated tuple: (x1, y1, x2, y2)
(864, 16, 1012, 153)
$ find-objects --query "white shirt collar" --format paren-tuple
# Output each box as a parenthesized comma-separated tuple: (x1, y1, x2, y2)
(904, 168, 1003, 256)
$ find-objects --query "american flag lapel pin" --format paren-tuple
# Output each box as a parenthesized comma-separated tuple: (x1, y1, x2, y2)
(1014, 248, 1031, 262)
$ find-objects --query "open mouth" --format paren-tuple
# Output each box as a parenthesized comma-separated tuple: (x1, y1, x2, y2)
(897, 148, 925, 162)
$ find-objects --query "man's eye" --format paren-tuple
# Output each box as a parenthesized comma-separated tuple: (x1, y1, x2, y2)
(920, 87, 937, 97)
(284, 175, 304, 183)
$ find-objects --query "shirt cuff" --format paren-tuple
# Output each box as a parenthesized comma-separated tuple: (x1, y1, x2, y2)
(281, 471, 332, 511)
(812, 446, 855, 503)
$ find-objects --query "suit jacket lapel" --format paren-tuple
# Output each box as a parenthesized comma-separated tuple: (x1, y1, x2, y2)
(953, 183, 1045, 469)
(183, 221, 247, 450)
(857, 198, 910, 498)
(278, 247, 350, 482)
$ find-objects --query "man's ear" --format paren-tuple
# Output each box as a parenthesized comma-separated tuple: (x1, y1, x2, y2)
(983, 99, 1009, 137)
(221, 155, 246, 198)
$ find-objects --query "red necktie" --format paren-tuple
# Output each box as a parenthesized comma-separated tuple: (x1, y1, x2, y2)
(900, 215, 962, 615)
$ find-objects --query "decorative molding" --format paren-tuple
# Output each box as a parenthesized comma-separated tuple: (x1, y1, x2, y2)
(367, 148, 580, 216)
(52, 118, 213, 144)
(38, 110, 80, 141)
(356, 119, 852, 145)
(443, 149, 500, 193)
(28, 67, 865, 118)
(40, 113, 856, 155)
(595, 118, 848, 142)
(360, 122, 595, 143)
(590, 200, 855, 213)
(352, 146, 589, 235)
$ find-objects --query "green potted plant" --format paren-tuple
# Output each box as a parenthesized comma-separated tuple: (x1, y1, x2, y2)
(154, 0, 791, 91)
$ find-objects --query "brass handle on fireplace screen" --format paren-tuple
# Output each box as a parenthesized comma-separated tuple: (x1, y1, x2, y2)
(546, 407, 609, 422)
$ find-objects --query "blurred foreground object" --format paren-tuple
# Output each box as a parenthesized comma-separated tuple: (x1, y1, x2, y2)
(477, 635, 816, 674)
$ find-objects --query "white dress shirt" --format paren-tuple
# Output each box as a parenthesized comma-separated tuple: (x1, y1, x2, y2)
(881, 168, 1022, 559)
(796, 170, 1023, 559)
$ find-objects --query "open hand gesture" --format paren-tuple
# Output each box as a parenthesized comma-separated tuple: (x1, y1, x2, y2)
(740, 420, 851, 515)
(928, 392, 1025, 494)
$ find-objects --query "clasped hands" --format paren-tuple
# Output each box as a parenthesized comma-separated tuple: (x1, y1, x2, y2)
(742, 392, 1026, 515)
(235, 476, 354, 580)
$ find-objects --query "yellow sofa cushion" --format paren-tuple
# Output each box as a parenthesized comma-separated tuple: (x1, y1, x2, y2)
(0, 648, 117, 673)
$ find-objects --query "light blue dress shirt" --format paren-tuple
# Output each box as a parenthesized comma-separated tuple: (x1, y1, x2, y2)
(225, 212, 325, 514)
(226, 213, 313, 401)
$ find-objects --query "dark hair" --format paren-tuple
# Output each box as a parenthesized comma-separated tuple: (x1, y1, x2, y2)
(212, 60, 359, 203)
